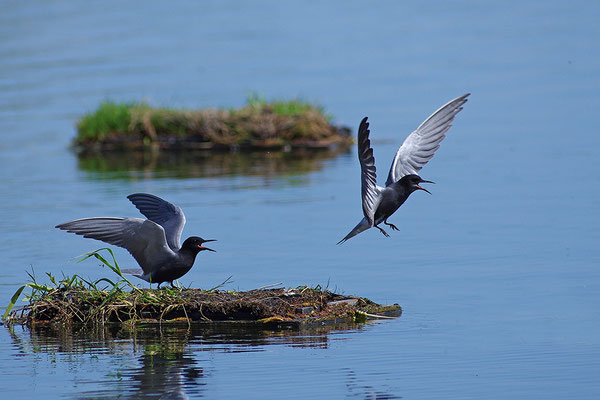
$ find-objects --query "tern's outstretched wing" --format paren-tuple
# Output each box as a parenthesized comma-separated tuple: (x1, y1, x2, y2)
(358, 117, 383, 226)
(127, 193, 186, 251)
(56, 217, 171, 275)
(386, 93, 469, 186)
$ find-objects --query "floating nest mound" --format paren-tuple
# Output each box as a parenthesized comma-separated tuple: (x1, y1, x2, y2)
(75, 100, 353, 153)
(5, 287, 401, 328)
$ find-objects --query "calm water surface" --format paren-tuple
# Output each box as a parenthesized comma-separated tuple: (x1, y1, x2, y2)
(1, 1, 599, 399)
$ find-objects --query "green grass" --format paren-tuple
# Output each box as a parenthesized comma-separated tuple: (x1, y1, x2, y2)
(3, 248, 139, 321)
(77, 101, 140, 140)
(244, 93, 332, 120)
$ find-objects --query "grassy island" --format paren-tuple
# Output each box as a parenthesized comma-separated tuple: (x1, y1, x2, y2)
(75, 96, 352, 152)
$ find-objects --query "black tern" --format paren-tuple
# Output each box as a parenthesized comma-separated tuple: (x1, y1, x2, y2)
(56, 193, 215, 288)
(337, 94, 469, 244)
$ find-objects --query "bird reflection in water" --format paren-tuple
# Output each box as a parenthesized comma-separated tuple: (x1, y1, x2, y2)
(9, 323, 377, 399)
(129, 342, 203, 400)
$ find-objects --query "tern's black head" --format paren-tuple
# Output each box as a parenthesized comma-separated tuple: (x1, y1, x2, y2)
(182, 236, 216, 253)
(400, 174, 435, 194)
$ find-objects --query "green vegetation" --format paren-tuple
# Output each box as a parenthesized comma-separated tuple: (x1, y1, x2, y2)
(74, 95, 351, 152)
(244, 94, 333, 121)
(4, 249, 400, 327)
(3, 248, 143, 322)
(78, 101, 140, 140)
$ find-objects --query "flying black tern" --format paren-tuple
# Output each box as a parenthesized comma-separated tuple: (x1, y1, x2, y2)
(56, 193, 215, 287)
(337, 94, 469, 244)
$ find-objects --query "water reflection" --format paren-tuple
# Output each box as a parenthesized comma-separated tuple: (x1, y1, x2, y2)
(127, 352, 202, 400)
(7, 322, 373, 399)
(345, 368, 401, 400)
(76, 147, 350, 181)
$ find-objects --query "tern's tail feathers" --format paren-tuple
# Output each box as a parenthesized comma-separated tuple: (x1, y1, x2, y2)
(337, 218, 371, 245)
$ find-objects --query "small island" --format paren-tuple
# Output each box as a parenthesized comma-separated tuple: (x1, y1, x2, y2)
(4, 253, 400, 328)
(74, 96, 353, 153)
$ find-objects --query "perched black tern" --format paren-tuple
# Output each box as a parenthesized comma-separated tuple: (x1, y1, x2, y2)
(56, 193, 215, 287)
(337, 94, 469, 244)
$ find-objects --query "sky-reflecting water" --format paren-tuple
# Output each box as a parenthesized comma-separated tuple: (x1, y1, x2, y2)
(1, 1, 599, 399)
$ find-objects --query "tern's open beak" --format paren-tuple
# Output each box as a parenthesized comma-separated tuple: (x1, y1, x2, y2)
(199, 239, 216, 252)
(415, 185, 432, 194)
(416, 180, 433, 195)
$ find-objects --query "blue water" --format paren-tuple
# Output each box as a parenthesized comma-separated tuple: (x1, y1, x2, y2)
(1, 1, 599, 398)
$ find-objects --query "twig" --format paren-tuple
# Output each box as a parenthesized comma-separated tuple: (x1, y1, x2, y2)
(255, 282, 284, 290)
(208, 275, 233, 291)
(356, 311, 396, 319)
(181, 304, 191, 329)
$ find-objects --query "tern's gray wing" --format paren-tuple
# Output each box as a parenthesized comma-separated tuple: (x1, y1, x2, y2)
(385, 93, 470, 186)
(56, 217, 172, 275)
(358, 117, 381, 226)
(127, 193, 186, 251)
